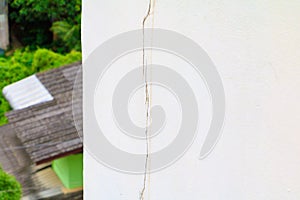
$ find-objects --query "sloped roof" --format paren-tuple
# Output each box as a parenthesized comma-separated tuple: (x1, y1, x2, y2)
(0, 124, 36, 196)
(5, 62, 83, 164)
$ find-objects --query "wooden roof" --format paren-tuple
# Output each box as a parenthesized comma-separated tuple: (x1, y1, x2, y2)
(5, 62, 83, 164)
(0, 124, 37, 196)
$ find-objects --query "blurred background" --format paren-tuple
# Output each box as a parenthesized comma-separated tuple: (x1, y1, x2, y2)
(0, 1, 82, 199)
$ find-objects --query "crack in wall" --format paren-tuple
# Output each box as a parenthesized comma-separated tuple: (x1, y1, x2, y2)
(140, 0, 155, 199)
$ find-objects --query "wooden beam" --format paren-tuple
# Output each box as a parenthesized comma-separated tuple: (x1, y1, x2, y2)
(36, 148, 83, 165)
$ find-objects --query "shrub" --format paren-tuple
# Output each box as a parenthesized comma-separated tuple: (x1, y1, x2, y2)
(32, 49, 81, 72)
(0, 166, 22, 200)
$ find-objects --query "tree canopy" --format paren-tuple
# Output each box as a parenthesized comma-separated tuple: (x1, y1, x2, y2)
(8, 0, 81, 52)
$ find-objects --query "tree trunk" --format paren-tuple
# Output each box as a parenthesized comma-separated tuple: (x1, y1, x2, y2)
(0, 0, 9, 50)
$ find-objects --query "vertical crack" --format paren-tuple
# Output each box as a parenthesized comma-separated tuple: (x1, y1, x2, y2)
(140, 0, 155, 199)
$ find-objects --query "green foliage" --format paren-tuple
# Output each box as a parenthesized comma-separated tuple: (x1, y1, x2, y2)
(9, 0, 81, 23)
(32, 49, 81, 71)
(0, 166, 22, 200)
(51, 21, 81, 51)
(8, 0, 81, 51)
(0, 48, 81, 125)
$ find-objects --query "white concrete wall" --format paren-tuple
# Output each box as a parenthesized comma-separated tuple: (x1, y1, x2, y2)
(83, 0, 300, 199)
